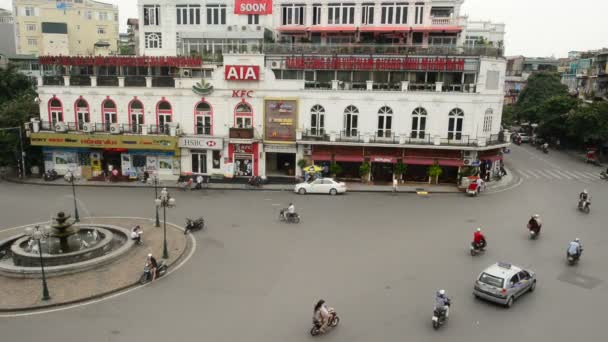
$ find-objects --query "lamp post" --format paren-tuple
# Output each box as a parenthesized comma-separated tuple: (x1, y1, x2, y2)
(28, 225, 51, 301)
(68, 171, 80, 222)
(155, 188, 175, 259)
(153, 176, 160, 227)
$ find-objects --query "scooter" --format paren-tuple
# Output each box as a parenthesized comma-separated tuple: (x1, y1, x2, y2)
(470, 240, 486, 256)
(527, 223, 541, 240)
(578, 199, 590, 213)
(248, 176, 264, 188)
(542, 146, 549, 154)
(432, 298, 451, 330)
(184, 217, 205, 234)
(310, 309, 340, 336)
(567, 251, 582, 266)
(600, 171, 608, 180)
(279, 209, 300, 223)
(466, 183, 479, 197)
(43, 169, 58, 181)
(139, 261, 168, 284)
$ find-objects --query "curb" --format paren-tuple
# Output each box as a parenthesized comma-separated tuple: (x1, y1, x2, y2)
(0, 218, 193, 313)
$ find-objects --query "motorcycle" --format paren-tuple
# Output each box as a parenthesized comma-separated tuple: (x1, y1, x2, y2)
(310, 308, 340, 336)
(466, 182, 479, 197)
(567, 250, 582, 266)
(432, 298, 451, 330)
(578, 199, 590, 213)
(527, 223, 541, 240)
(600, 171, 608, 180)
(139, 261, 168, 284)
(184, 217, 205, 234)
(43, 169, 58, 181)
(248, 176, 264, 188)
(542, 146, 549, 154)
(279, 209, 300, 223)
(470, 239, 486, 256)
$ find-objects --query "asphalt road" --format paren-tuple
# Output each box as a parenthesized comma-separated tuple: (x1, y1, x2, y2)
(1, 143, 607, 342)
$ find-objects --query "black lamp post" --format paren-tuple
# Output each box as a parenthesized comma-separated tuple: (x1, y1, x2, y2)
(68, 171, 80, 222)
(29, 225, 51, 301)
(153, 176, 160, 227)
(155, 188, 175, 259)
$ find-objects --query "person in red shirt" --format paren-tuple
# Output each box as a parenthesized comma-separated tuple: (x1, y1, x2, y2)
(473, 228, 486, 249)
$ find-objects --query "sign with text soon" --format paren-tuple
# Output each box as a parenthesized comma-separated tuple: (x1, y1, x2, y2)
(234, 0, 272, 15)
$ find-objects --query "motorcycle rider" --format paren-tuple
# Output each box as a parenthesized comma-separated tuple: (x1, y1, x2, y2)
(434, 290, 451, 318)
(567, 238, 583, 259)
(528, 214, 542, 235)
(579, 189, 590, 208)
(131, 225, 143, 244)
(313, 299, 331, 333)
(146, 253, 158, 281)
(473, 228, 486, 250)
(287, 202, 296, 219)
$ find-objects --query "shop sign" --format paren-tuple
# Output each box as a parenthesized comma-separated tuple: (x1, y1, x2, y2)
(232, 90, 254, 98)
(372, 156, 396, 163)
(179, 137, 223, 150)
(264, 99, 297, 142)
(30, 133, 177, 151)
(232, 143, 254, 154)
(234, 0, 272, 15)
(39, 55, 202, 67)
(225, 65, 260, 81)
(285, 56, 465, 71)
(264, 144, 296, 153)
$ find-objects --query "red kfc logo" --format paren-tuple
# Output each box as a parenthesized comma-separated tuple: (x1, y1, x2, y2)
(225, 65, 260, 81)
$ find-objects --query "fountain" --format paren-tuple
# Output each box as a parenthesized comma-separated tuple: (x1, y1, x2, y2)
(0, 211, 133, 278)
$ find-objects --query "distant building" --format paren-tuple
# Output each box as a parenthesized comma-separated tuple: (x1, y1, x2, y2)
(464, 20, 505, 49)
(123, 18, 139, 55)
(0, 8, 17, 56)
(12, 0, 119, 56)
(504, 56, 559, 104)
(561, 49, 608, 101)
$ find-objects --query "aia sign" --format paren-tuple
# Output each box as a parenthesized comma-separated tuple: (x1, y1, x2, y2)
(225, 65, 260, 81)
(234, 0, 272, 15)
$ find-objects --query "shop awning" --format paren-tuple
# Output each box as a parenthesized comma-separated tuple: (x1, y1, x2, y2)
(359, 25, 410, 32)
(481, 155, 503, 162)
(309, 26, 357, 32)
(277, 25, 309, 32)
(403, 158, 463, 166)
(438, 159, 464, 167)
(370, 155, 397, 163)
(334, 155, 364, 162)
(311, 154, 332, 161)
(411, 26, 462, 33)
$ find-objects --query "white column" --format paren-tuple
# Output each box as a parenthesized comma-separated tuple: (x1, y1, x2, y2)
(118, 76, 125, 87)
(306, 4, 313, 26)
(90, 76, 97, 87)
(435, 81, 443, 92)
(37, 76, 43, 87)
(400, 81, 409, 91)
(63, 76, 70, 86)
(321, 4, 328, 25)
(366, 80, 373, 90)
(332, 80, 339, 90)
(145, 76, 152, 88)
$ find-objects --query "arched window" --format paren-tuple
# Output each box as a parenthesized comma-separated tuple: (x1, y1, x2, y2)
(48, 97, 64, 125)
(234, 102, 252, 128)
(129, 98, 144, 133)
(448, 108, 464, 140)
(101, 98, 117, 132)
(343, 105, 359, 137)
(310, 105, 325, 136)
(411, 107, 427, 139)
(195, 101, 213, 135)
(483, 108, 493, 133)
(156, 100, 172, 133)
(74, 98, 89, 130)
(377, 106, 393, 138)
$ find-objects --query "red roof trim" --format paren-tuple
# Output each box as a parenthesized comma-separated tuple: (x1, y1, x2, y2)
(309, 26, 357, 32)
(359, 26, 411, 32)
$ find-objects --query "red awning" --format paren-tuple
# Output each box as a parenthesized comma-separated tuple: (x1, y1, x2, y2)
(438, 159, 464, 167)
(359, 25, 410, 32)
(370, 155, 397, 163)
(312, 154, 332, 161)
(309, 26, 357, 32)
(403, 158, 463, 166)
(278, 25, 309, 32)
(411, 26, 462, 33)
(334, 155, 364, 162)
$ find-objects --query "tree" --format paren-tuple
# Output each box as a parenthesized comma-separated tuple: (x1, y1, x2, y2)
(515, 72, 569, 123)
(501, 105, 516, 125)
(536, 95, 579, 139)
(427, 163, 443, 184)
(566, 102, 608, 149)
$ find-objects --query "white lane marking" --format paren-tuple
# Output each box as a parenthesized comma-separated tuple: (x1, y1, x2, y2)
(0, 216, 197, 318)
(561, 170, 582, 179)
(534, 170, 553, 179)
(571, 171, 595, 180)
(516, 170, 531, 179)
(582, 171, 601, 179)
(544, 170, 563, 179)
(552, 170, 573, 180)
(525, 170, 541, 179)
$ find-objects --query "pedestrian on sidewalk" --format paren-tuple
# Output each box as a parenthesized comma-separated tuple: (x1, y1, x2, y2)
(392, 177, 398, 193)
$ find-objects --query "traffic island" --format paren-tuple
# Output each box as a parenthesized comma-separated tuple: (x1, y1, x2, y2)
(0, 217, 190, 312)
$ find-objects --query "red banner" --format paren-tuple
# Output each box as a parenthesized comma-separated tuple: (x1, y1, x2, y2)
(285, 56, 465, 71)
(234, 0, 272, 15)
(225, 65, 260, 81)
(38, 56, 203, 67)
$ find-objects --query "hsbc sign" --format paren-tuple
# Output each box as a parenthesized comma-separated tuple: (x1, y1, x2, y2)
(179, 137, 223, 150)
(225, 65, 260, 81)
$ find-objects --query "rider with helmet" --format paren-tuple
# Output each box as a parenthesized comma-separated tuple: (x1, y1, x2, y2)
(434, 290, 451, 318)
(568, 238, 583, 259)
(473, 228, 486, 250)
(528, 214, 542, 234)
(313, 299, 331, 333)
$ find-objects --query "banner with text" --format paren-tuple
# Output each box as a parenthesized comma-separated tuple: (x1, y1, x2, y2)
(264, 99, 297, 143)
(234, 0, 272, 15)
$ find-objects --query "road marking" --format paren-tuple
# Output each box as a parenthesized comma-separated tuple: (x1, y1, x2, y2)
(571, 171, 595, 180)
(524, 170, 541, 179)
(516, 170, 531, 179)
(552, 170, 573, 180)
(582, 171, 600, 179)
(544, 170, 562, 179)
(561, 170, 582, 179)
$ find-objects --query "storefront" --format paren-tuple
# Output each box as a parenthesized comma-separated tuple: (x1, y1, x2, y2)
(227, 143, 260, 177)
(31, 133, 179, 180)
(263, 98, 298, 177)
(179, 136, 224, 175)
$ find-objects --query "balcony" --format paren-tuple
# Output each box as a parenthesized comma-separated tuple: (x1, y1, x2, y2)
(302, 128, 329, 141)
(263, 44, 503, 57)
(36, 121, 171, 136)
(229, 127, 254, 139)
(430, 16, 455, 25)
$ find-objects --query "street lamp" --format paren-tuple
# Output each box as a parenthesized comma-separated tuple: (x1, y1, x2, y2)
(154, 187, 175, 259)
(153, 176, 160, 228)
(67, 171, 80, 222)
(26, 225, 51, 301)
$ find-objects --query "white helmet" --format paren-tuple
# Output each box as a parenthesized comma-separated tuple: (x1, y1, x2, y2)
(533, 214, 540, 219)
(147, 253, 152, 257)
(583, 189, 588, 194)
(438, 289, 446, 296)
(575, 238, 580, 242)
(476, 228, 481, 232)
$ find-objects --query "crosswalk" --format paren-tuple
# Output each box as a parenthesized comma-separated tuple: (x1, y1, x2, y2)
(514, 168, 602, 183)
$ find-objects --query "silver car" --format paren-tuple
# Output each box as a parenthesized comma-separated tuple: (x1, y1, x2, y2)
(473, 262, 537, 308)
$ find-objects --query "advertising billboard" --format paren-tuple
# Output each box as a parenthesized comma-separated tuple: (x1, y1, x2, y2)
(264, 99, 298, 143)
(234, 0, 272, 15)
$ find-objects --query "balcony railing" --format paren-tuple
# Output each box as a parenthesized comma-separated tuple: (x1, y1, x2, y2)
(70, 75, 91, 86)
(151, 76, 175, 88)
(263, 44, 503, 57)
(370, 132, 399, 144)
(36, 121, 170, 135)
(337, 130, 362, 142)
(125, 76, 146, 87)
(430, 16, 454, 25)
(97, 76, 118, 87)
(302, 128, 329, 141)
(229, 127, 254, 139)
(440, 135, 478, 146)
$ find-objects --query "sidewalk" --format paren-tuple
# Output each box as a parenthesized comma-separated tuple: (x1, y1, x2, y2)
(2, 172, 519, 194)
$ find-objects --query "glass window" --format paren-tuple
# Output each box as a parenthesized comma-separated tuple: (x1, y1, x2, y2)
(248, 14, 259, 25)
(310, 105, 325, 136)
(478, 272, 504, 288)
(143, 5, 161, 26)
(343, 105, 359, 136)
(362, 4, 374, 25)
(24, 7, 35, 17)
(177, 5, 201, 25)
(206, 5, 227, 25)
(145, 33, 162, 49)
(448, 108, 464, 140)
(377, 106, 393, 138)
(411, 107, 427, 139)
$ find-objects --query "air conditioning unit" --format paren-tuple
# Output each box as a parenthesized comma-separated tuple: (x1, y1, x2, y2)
(462, 151, 478, 159)
(256, 25, 262, 31)
(109, 123, 121, 134)
(54, 122, 68, 132)
(463, 158, 479, 166)
(82, 122, 95, 133)
(241, 25, 247, 31)
(302, 144, 312, 155)
(269, 60, 283, 69)
(227, 26, 233, 31)
(181, 69, 192, 77)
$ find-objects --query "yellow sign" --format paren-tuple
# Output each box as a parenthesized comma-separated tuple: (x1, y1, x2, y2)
(30, 133, 177, 151)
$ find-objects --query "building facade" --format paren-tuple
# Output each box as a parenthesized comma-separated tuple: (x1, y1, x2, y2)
(13, 0, 119, 56)
(0, 8, 17, 56)
(561, 49, 608, 101)
(504, 56, 559, 105)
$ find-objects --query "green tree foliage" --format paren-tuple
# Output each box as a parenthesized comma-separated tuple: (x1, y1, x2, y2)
(536, 95, 579, 139)
(566, 102, 608, 146)
(515, 72, 569, 123)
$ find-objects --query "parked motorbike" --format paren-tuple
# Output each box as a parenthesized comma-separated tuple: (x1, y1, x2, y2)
(279, 209, 300, 223)
(470, 240, 486, 256)
(139, 261, 168, 284)
(432, 298, 451, 330)
(184, 217, 205, 234)
(43, 169, 58, 181)
(567, 250, 582, 266)
(310, 309, 340, 336)
(248, 176, 264, 188)
(578, 199, 591, 213)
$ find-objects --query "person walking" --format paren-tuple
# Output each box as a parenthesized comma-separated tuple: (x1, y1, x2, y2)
(392, 177, 398, 193)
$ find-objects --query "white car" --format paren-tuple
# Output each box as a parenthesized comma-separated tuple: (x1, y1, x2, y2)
(295, 178, 347, 195)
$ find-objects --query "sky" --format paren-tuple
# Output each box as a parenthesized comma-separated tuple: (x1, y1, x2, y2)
(1, 0, 606, 57)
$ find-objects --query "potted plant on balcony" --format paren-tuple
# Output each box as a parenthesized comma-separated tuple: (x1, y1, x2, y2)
(329, 162, 342, 179)
(427, 163, 443, 185)
(393, 162, 407, 183)
(359, 162, 371, 183)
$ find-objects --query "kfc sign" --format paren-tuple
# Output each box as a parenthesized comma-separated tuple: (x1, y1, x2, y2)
(234, 0, 272, 15)
(225, 65, 260, 81)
